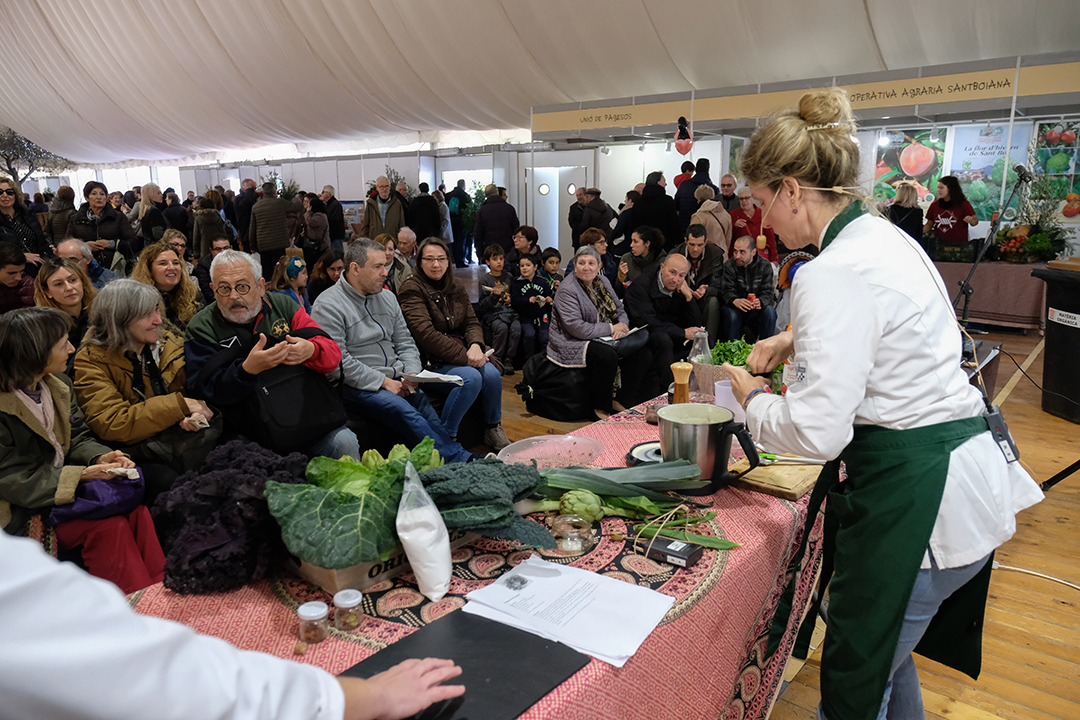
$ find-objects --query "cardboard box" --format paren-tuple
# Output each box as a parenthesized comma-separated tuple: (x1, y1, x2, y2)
(286, 531, 478, 594)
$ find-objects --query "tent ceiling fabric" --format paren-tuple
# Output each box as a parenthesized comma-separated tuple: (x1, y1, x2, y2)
(1, 0, 1077, 166)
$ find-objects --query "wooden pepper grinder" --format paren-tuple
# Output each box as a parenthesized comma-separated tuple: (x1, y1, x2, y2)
(671, 362, 693, 404)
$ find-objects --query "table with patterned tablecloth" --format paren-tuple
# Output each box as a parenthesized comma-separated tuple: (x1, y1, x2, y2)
(131, 399, 824, 720)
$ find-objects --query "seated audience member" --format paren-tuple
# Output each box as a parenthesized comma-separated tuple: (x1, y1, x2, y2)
(270, 255, 310, 312)
(548, 246, 653, 417)
(0, 307, 165, 594)
(306, 248, 344, 305)
(511, 253, 552, 360)
(162, 229, 196, 278)
(476, 243, 520, 375)
(55, 238, 119, 289)
(67, 180, 139, 272)
(625, 253, 704, 390)
(730, 188, 779, 263)
(74, 280, 216, 504)
(689, 185, 733, 259)
(396, 226, 418, 269)
(192, 234, 232, 305)
(0, 531, 465, 720)
(310, 240, 477, 463)
(505, 225, 542, 279)
(380, 234, 411, 295)
(398, 237, 509, 451)
(130, 241, 201, 330)
(1, 243, 36, 314)
(0, 176, 50, 275)
(714, 235, 777, 342)
(617, 225, 667, 289)
(567, 227, 618, 288)
(185, 250, 359, 459)
(539, 247, 563, 290)
(34, 258, 96, 373)
(672, 224, 723, 343)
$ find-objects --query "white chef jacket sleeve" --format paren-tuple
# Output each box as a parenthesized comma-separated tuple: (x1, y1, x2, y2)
(747, 261, 880, 460)
(0, 531, 345, 720)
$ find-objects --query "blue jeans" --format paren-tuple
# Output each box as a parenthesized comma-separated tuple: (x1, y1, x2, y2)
(427, 363, 503, 438)
(306, 424, 360, 460)
(817, 551, 993, 720)
(721, 304, 778, 342)
(340, 385, 472, 464)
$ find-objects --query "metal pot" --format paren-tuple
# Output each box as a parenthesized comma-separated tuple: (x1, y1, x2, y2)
(657, 404, 760, 495)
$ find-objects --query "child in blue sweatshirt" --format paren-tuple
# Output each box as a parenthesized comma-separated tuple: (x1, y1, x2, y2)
(511, 254, 552, 359)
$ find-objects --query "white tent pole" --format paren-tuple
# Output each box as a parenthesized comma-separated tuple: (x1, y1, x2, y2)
(999, 57, 1022, 212)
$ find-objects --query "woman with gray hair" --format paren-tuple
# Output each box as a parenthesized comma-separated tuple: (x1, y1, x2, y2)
(547, 245, 653, 417)
(73, 279, 217, 504)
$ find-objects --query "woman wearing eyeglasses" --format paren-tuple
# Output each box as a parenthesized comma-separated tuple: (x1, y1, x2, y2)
(397, 237, 510, 451)
(73, 279, 216, 505)
(0, 177, 51, 275)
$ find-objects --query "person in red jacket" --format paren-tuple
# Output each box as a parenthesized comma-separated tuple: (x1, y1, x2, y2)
(0, 243, 34, 314)
(184, 249, 359, 458)
(729, 188, 779, 263)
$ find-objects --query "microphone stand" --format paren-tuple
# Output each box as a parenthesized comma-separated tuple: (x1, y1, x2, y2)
(952, 171, 1034, 325)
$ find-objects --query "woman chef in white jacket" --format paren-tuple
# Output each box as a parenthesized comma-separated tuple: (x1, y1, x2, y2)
(722, 88, 1042, 720)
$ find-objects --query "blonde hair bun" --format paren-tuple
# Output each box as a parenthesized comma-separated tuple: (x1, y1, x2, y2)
(798, 87, 853, 128)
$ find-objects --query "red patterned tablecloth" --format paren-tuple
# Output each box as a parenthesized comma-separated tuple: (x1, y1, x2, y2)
(131, 401, 823, 720)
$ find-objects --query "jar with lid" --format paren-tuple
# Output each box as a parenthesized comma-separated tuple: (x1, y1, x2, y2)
(333, 589, 363, 631)
(297, 601, 330, 643)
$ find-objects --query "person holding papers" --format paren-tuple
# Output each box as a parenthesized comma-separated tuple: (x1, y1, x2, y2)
(547, 246, 653, 418)
(397, 237, 510, 452)
(310, 239, 479, 463)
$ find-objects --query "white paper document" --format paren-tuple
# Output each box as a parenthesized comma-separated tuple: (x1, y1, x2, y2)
(596, 325, 645, 342)
(462, 556, 674, 666)
(403, 370, 465, 386)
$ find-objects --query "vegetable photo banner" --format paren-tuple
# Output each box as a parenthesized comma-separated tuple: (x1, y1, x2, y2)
(945, 122, 1033, 222)
(872, 127, 946, 206)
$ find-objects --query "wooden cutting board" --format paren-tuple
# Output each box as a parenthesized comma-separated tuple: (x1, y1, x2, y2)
(728, 457, 822, 500)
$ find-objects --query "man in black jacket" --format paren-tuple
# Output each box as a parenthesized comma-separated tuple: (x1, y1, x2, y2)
(625, 253, 704, 392)
(579, 188, 616, 239)
(472, 184, 519, 256)
(406, 182, 441, 244)
(717, 174, 739, 212)
(568, 186, 586, 250)
(320, 185, 346, 252)
(674, 158, 721, 233)
(445, 179, 471, 267)
(714, 235, 777, 342)
(671, 224, 723, 344)
(631, 172, 682, 253)
(234, 179, 258, 251)
(192, 235, 232, 305)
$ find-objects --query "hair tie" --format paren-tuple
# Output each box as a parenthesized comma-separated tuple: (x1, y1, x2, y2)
(805, 122, 841, 132)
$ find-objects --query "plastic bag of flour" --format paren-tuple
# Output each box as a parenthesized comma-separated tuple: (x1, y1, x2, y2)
(397, 462, 452, 601)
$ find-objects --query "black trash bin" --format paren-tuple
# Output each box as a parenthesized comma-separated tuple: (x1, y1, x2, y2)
(1032, 266, 1080, 424)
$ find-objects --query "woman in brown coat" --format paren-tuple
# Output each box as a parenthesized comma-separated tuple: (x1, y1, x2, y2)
(397, 237, 509, 450)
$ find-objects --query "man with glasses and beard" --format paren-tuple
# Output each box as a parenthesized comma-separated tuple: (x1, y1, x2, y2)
(184, 249, 359, 458)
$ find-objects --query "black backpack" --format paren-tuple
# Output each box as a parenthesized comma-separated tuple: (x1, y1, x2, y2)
(516, 353, 594, 422)
(194, 327, 347, 453)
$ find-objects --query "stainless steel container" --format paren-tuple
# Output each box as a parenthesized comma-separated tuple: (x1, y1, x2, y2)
(656, 403, 759, 494)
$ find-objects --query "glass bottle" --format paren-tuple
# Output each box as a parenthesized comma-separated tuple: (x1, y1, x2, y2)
(688, 330, 712, 399)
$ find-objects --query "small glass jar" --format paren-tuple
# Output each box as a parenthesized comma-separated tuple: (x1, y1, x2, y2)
(297, 601, 329, 644)
(333, 589, 363, 631)
(552, 514, 594, 554)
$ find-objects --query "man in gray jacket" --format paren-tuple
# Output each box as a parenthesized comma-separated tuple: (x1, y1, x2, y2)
(311, 239, 474, 463)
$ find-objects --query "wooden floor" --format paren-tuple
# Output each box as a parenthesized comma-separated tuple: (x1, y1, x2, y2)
(463, 260, 1080, 719)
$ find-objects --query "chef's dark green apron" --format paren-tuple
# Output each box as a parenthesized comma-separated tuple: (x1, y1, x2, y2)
(764, 202, 995, 720)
